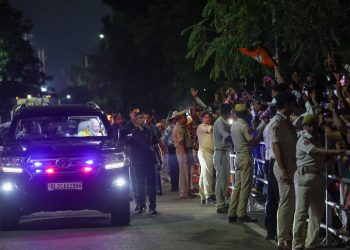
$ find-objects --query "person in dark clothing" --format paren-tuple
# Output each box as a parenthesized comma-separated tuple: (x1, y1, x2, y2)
(130, 112, 160, 215)
(124, 107, 140, 210)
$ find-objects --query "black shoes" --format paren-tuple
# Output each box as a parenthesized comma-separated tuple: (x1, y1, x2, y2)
(201, 199, 206, 205)
(265, 233, 277, 241)
(136, 204, 146, 213)
(206, 195, 217, 205)
(228, 216, 238, 224)
(216, 207, 228, 213)
(149, 209, 158, 215)
(237, 216, 258, 223)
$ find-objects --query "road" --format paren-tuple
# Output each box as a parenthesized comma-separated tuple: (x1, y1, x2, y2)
(0, 184, 276, 250)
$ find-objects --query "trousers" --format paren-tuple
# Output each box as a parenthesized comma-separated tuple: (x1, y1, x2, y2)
(228, 153, 253, 217)
(214, 150, 230, 209)
(168, 145, 179, 191)
(265, 159, 279, 236)
(274, 163, 296, 246)
(176, 149, 191, 198)
(292, 171, 325, 249)
(134, 164, 157, 210)
(198, 148, 214, 199)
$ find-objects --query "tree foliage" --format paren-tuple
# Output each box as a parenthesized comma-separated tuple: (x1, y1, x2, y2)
(71, 0, 217, 115)
(0, 0, 49, 107)
(185, 0, 350, 81)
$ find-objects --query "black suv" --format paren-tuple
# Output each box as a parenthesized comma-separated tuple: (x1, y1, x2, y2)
(0, 103, 130, 230)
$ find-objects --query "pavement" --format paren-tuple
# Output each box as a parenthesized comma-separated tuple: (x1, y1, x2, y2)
(0, 185, 345, 250)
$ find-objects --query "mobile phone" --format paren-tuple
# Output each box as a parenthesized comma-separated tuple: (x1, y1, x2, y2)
(326, 74, 331, 82)
(340, 74, 346, 86)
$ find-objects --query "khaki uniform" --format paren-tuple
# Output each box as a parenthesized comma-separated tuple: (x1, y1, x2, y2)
(197, 123, 214, 200)
(228, 118, 253, 218)
(213, 116, 232, 209)
(173, 123, 191, 198)
(292, 131, 326, 249)
(270, 112, 297, 246)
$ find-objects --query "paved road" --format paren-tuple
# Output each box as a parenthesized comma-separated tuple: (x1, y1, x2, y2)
(0, 185, 278, 250)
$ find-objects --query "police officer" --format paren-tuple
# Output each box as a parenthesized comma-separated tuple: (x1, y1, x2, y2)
(228, 104, 265, 223)
(213, 103, 233, 213)
(270, 92, 298, 249)
(292, 115, 344, 249)
(173, 110, 192, 199)
(130, 112, 160, 215)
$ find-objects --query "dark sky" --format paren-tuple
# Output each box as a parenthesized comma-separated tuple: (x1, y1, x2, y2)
(9, 0, 111, 92)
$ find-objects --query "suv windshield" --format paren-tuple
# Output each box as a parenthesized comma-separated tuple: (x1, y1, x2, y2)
(14, 115, 108, 140)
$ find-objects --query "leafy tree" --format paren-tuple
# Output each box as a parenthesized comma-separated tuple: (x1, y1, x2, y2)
(184, 0, 350, 81)
(0, 0, 49, 107)
(72, 0, 218, 115)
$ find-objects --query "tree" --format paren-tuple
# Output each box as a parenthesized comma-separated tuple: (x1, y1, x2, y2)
(184, 0, 350, 82)
(0, 0, 49, 108)
(72, 0, 218, 115)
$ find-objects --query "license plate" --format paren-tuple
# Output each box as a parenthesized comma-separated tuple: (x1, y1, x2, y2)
(47, 182, 83, 191)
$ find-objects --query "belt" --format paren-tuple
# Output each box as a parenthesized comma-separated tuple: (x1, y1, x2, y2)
(298, 165, 324, 175)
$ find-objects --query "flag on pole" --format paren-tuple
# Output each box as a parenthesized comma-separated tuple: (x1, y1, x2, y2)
(239, 46, 277, 68)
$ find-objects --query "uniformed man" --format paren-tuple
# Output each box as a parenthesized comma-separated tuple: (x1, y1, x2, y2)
(270, 92, 298, 249)
(228, 104, 265, 223)
(213, 103, 233, 213)
(173, 110, 192, 199)
(292, 115, 344, 249)
(197, 110, 215, 205)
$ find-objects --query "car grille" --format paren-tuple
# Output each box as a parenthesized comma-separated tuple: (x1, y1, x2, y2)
(28, 157, 97, 174)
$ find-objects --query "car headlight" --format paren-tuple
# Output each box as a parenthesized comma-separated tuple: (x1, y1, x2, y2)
(0, 157, 25, 174)
(103, 153, 129, 170)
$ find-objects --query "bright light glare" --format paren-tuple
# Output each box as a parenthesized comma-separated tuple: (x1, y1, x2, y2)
(2, 167, 23, 173)
(114, 178, 126, 187)
(85, 160, 93, 165)
(66, 94, 71, 99)
(35, 169, 42, 174)
(83, 166, 93, 173)
(27, 94, 32, 99)
(2, 182, 15, 192)
(228, 118, 234, 125)
(99, 33, 105, 39)
(41, 86, 47, 92)
(45, 168, 55, 174)
(105, 162, 124, 170)
(34, 162, 42, 167)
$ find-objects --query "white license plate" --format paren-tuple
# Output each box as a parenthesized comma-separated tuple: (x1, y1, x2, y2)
(47, 182, 83, 191)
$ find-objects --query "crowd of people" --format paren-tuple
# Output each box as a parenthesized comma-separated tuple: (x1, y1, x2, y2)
(110, 61, 350, 249)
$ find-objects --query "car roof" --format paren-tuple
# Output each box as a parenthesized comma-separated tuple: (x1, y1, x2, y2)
(14, 104, 104, 118)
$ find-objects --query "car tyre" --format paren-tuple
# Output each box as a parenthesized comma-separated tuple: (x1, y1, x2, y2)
(0, 203, 20, 231)
(110, 200, 130, 226)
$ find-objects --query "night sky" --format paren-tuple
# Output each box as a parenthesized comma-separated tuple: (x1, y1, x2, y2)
(9, 0, 111, 92)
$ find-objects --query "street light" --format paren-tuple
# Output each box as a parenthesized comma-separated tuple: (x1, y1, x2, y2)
(99, 33, 105, 39)
(66, 94, 71, 99)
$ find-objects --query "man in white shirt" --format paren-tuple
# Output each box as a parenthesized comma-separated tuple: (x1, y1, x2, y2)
(197, 111, 215, 205)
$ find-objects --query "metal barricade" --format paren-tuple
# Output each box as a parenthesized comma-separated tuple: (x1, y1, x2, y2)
(228, 141, 350, 244)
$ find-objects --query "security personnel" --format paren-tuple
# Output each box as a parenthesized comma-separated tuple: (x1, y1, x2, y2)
(270, 92, 298, 249)
(213, 103, 233, 213)
(173, 110, 192, 199)
(292, 115, 344, 249)
(130, 112, 159, 215)
(228, 104, 265, 223)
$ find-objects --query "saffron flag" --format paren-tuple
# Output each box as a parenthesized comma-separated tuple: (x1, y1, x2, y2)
(239, 46, 277, 68)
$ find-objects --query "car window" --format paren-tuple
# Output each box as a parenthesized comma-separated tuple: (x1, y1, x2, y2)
(14, 116, 108, 140)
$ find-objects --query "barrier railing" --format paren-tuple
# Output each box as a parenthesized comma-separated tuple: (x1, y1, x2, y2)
(228, 141, 350, 244)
